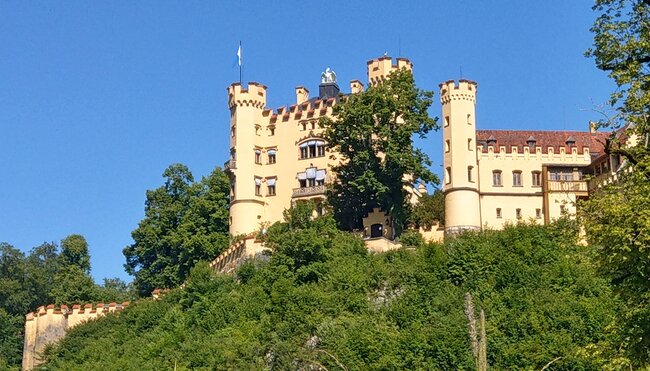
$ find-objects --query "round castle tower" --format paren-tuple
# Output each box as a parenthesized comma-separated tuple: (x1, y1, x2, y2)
(440, 79, 481, 234)
(227, 82, 267, 236)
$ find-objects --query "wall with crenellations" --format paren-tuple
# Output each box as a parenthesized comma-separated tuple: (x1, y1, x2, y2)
(22, 302, 129, 371)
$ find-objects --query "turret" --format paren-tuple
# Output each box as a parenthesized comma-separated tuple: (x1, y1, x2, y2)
(440, 79, 481, 234)
(227, 82, 268, 236)
(367, 56, 412, 86)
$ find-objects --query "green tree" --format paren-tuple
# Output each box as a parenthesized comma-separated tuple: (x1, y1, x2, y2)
(583, 0, 650, 365)
(408, 188, 445, 228)
(320, 68, 439, 235)
(59, 234, 91, 273)
(124, 164, 230, 296)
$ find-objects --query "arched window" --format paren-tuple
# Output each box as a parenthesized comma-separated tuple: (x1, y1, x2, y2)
(299, 140, 326, 159)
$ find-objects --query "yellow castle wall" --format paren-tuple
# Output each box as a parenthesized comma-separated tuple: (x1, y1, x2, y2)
(22, 303, 129, 370)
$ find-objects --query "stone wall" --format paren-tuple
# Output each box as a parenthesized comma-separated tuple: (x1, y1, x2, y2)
(22, 302, 129, 370)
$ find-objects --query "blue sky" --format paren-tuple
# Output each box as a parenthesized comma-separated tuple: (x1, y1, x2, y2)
(0, 1, 613, 282)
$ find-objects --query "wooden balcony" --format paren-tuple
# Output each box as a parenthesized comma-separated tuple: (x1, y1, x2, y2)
(292, 184, 326, 198)
(547, 180, 588, 193)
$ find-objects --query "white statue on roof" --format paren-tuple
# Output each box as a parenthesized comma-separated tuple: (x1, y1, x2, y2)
(321, 67, 337, 84)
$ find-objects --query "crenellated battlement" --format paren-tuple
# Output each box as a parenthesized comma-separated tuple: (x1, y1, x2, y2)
(23, 301, 130, 370)
(26, 302, 129, 321)
(266, 97, 338, 124)
(227, 82, 267, 109)
(367, 56, 413, 85)
(439, 79, 477, 104)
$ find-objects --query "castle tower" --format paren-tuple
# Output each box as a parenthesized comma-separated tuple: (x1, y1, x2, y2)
(440, 79, 481, 234)
(226, 82, 267, 236)
(367, 56, 413, 85)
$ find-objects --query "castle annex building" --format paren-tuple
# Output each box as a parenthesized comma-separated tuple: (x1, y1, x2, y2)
(226, 56, 620, 237)
(441, 80, 616, 233)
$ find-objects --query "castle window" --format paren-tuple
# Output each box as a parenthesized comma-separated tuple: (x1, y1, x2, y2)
(254, 149, 261, 164)
(297, 168, 326, 188)
(536, 208, 542, 219)
(513, 171, 522, 187)
(468, 166, 474, 182)
(254, 178, 262, 196)
(255, 125, 260, 136)
(301, 122, 307, 131)
(467, 114, 471, 125)
(268, 149, 277, 164)
(516, 208, 522, 219)
(267, 178, 276, 196)
(496, 208, 502, 219)
(444, 116, 450, 127)
(445, 167, 451, 184)
(492, 170, 502, 186)
(230, 178, 235, 198)
(549, 169, 573, 181)
(468, 138, 473, 151)
(269, 126, 275, 136)
(230, 148, 236, 161)
(231, 126, 236, 137)
(445, 140, 450, 153)
(532, 171, 541, 187)
(311, 121, 316, 130)
(299, 140, 325, 159)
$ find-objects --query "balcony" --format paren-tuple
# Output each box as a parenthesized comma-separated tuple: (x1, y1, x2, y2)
(292, 184, 326, 198)
(547, 180, 588, 193)
(224, 160, 236, 171)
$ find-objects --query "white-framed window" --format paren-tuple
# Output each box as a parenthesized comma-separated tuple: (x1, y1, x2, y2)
(535, 208, 542, 219)
(496, 208, 502, 219)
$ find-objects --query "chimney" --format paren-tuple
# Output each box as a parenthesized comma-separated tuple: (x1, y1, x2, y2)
(295, 86, 309, 105)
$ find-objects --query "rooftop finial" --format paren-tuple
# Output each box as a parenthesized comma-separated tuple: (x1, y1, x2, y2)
(321, 67, 337, 84)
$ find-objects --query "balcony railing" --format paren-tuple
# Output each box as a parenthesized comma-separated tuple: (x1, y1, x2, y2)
(547, 180, 588, 192)
(224, 160, 236, 171)
(292, 184, 326, 198)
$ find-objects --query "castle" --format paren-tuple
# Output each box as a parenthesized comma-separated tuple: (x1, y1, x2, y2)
(225, 55, 618, 238)
(22, 56, 625, 370)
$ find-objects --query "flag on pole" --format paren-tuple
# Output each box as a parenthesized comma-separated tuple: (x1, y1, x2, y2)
(237, 43, 242, 66)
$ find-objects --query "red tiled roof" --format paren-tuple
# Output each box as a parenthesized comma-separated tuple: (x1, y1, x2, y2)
(476, 130, 609, 156)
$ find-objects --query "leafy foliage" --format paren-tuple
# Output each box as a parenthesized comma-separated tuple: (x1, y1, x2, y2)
(321, 68, 438, 235)
(582, 1, 650, 366)
(123, 164, 230, 296)
(0, 237, 133, 368)
(408, 188, 445, 228)
(43, 222, 616, 370)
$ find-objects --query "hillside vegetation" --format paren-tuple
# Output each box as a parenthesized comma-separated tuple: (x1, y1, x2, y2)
(41, 211, 617, 370)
